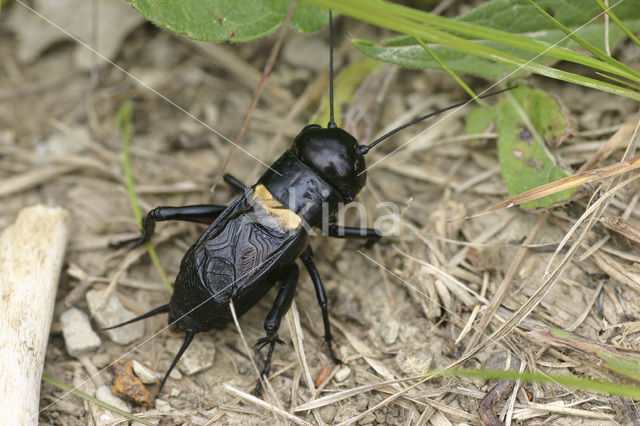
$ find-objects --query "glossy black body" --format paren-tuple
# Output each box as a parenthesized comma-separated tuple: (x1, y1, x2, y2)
(291, 125, 367, 202)
(168, 191, 308, 332)
(169, 125, 367, 335)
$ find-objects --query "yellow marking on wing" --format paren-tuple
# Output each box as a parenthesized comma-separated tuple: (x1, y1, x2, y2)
(253, 184, 302, 231)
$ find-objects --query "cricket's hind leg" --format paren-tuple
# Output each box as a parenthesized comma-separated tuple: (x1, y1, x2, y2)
(300, 247, 342, 365)
(254, 263, 299, 395)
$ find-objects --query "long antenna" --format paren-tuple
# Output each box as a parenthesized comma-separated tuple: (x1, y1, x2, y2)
(328, 10, 337, 129)
(358, 86, 516, 155)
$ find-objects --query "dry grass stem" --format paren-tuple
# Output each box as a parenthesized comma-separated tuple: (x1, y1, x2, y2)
(294, 375, 422, 412)
(0, 165, 78, 198)
(228, 300, 282, 410)
(464, 212, 548, 352)
(468, 156, 640, 219)
(221, 383, 312, 426)
(286, 301, 315, 393)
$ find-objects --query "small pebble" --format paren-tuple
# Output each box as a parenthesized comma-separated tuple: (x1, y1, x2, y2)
(319, 405, 337, 423)
(360, 412, 377, 424)
(395, 350, 433, 376)
(356, 394, 369, 411)
(334, 366, 351, 383)
(378, 319, 400, 345)
(375, 410, 388, 424)
(166, 334, 215, 375)
(156, 367, 182, 380)
(60, 307, 101, 357)
(155, 398, 171, 414)
(95, 385, 131, 413)
(86, 289, 144, 345)
(132, 360, 158, 385)
(91, 353, 112, 368)
(40, 128, 88, 155)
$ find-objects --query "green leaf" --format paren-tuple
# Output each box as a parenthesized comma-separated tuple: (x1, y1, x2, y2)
(494, 86, 576, 208)
(459, 0, 634, 37)
(291, 1, 330, 33)
(126, 0, 328, 43)
(465, 106, 497, 145)
(353, 39, 514, 80)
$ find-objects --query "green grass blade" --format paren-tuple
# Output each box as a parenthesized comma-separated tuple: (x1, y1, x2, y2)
(431, 368, 640, 400)
(310, 0, 640, 101)
(42, 374, 152, 425)
(596, 72, 640, 92)
(595, 0, 640, 48)
(312, 0, 640, 84)
(413, 37, 486, 107)
(351, 0, 639, 81)
(147, 244, 172, 293)
(115, 101, 173, 293)
(115, 101, 141, 225)
(527, 0, 640, 81)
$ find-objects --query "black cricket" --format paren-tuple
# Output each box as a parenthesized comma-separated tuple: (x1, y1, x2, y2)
(105, 11, 512, 394)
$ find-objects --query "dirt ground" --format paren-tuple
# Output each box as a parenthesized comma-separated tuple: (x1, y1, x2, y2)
(2, 1, 640, 425)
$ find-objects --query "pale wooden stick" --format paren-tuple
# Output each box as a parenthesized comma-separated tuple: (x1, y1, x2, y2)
(0, 206, 70, 425)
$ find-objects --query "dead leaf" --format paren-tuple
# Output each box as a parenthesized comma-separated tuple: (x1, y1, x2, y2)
(6, 0, 143, 68)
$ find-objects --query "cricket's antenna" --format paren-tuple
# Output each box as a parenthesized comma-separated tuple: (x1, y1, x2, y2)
(328, 10, 337, 129)
(357, 86, 517, 155)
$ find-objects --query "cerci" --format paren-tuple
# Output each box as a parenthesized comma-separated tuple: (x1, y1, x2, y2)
(105, 10, 512, 394)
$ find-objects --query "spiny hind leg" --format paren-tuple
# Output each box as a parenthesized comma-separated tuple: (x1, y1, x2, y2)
(300, 247, 342, 365)
(254, 263, 299, 395)
(112, 204, 228, 248)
